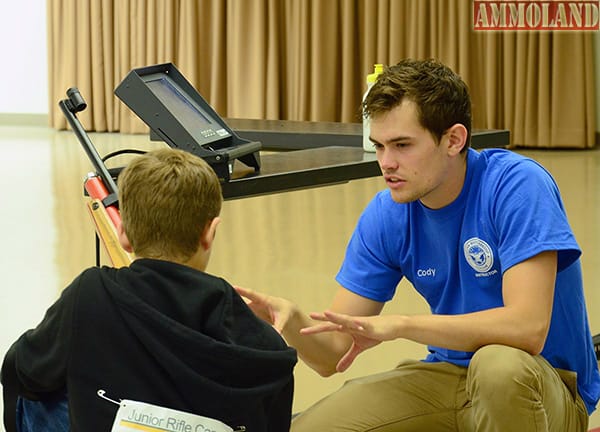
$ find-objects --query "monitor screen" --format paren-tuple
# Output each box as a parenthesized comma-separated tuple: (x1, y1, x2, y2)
(115, 63, 261, 181)
(145, 74, 229, 142)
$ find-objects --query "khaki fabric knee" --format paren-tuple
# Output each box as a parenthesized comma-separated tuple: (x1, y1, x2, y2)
(291, 360, 468, 432)
(464, 344, 588, 432)
(292, 347, 589, 432)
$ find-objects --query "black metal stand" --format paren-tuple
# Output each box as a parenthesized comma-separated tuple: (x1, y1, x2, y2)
(58, 87, 118, 267)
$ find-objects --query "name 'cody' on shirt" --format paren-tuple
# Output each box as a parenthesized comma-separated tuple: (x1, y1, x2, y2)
(417, 268, 436, 277)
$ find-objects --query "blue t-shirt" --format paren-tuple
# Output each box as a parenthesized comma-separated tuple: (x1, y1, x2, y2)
(336, 148, 600, 413)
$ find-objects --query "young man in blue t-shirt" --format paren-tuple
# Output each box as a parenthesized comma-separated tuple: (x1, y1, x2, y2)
(237, 58, 600, 431)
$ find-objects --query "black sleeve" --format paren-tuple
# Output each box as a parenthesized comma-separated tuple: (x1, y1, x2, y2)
(1, 272, 82, 431)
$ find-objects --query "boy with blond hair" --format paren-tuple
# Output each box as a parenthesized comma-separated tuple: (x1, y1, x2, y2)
(3, 148, 297, 432)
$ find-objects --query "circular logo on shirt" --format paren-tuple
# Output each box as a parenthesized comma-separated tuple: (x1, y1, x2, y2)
(463, 237, 494, 273)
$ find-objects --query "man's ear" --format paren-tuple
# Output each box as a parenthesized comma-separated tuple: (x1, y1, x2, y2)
(117, 220, 134, 253)
(445, 123, 468, 156)
(200, 217, 221, 251)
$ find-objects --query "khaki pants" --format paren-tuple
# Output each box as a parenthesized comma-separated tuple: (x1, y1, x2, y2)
(291, 345, 589, 432)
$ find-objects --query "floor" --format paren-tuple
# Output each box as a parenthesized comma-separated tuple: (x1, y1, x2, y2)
(1, 124, 600, 429)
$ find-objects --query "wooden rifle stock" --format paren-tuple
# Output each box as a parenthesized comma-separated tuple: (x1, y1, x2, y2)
(86, 199, 134, 267)
(84, 175, 134, 267)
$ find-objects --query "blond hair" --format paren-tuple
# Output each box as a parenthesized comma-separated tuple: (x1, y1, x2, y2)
(118, 148, 222, 261)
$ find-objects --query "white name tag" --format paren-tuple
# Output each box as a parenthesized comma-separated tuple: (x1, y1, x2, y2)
(110, 399, 233, 432)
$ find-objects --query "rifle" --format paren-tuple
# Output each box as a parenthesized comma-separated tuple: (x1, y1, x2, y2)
(59, 88, 133, 267)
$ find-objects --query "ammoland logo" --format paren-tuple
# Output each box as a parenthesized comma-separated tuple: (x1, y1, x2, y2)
(473, 1, 599, 30)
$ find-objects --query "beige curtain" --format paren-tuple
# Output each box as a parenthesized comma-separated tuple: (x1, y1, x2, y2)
(48, 0, 596, 148)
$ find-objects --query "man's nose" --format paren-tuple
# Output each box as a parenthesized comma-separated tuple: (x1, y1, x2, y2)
(378, 148, 397, 171)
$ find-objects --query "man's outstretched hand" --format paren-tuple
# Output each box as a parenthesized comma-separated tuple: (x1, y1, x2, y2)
(301, 311, 399, 372)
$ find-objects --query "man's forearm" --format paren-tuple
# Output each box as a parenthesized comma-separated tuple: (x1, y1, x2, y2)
(282, 306, 351, 377)
(397, 306, 550, 355)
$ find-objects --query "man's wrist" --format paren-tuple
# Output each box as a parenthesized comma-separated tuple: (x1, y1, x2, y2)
(394, 314, 409, 340)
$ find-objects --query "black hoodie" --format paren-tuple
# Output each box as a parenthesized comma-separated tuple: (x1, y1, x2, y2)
(2, 259, 297, 432)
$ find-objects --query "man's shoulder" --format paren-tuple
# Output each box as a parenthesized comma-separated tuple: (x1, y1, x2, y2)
(476, 148, 551, 185)
(478, 148, 541, 171)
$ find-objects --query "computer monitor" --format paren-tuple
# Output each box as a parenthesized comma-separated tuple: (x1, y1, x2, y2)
(114, 63, 260, 181)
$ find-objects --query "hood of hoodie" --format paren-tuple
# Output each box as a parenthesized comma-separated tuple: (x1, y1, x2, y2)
(98, 259, 297, 409)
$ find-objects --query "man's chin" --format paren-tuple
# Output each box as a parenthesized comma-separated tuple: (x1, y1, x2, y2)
(389, 191, 418, 204)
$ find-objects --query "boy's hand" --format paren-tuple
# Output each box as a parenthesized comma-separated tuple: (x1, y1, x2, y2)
(234, 286, 295, 335)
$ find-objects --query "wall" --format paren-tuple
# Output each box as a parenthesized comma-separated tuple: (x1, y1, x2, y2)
(0, 0, 48, 115)
(0, 1, 598, 133)
(596, 32, 600, 133)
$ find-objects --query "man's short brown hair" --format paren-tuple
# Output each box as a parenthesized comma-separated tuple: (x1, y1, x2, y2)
(118, 148, 222, 261)
(363, 59, 472, 150)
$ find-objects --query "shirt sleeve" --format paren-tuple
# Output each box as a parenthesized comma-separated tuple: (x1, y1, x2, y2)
(336, 193, 403, 302)
(2, 273, 82, 400)
(490, 158, 580, 273)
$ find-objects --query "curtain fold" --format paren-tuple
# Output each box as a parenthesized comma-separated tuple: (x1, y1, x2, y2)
(47, 0, 596, 148)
